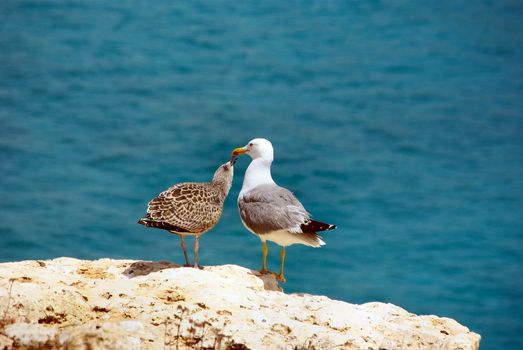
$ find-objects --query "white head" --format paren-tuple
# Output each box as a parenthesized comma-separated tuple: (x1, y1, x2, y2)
(232, 138, 274, 162)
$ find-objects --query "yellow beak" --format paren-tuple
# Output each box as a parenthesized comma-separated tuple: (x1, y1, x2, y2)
(232, 147, 248, 156)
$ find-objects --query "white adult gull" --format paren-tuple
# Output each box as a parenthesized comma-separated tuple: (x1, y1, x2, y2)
(232, 138, 336, 282)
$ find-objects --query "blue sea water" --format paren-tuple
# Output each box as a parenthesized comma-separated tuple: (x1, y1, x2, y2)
(1, 0, 522, 348)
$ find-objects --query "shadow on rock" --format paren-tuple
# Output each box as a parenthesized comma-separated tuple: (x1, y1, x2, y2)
(248, 270, 282, 292)
(123, 261, 180, 278)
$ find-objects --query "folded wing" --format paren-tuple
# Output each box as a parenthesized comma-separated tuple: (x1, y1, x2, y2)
(141, 183, 223, 233)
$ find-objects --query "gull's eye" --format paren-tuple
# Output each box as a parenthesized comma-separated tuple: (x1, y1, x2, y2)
(249, 143, 254, 147)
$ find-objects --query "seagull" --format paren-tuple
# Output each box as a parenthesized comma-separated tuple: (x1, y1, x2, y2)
(138, 158, 236, 268)
(232, 138, 336, 282)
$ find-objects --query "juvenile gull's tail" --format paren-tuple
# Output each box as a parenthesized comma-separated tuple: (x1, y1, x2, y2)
(137, 216, 190, 233)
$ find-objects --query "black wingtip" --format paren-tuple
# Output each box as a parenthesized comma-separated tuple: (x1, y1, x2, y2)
(301, 219, 337, 233)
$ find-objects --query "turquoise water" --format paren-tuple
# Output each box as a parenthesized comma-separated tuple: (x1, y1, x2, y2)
(1, 1, 522, 348)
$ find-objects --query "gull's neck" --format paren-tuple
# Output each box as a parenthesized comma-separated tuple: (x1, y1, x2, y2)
(239, 158, 275, 195)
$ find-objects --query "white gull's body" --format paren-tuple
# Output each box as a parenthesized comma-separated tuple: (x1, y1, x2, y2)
(237, 139, 331, 247)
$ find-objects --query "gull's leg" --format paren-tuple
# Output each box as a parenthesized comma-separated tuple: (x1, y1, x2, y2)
(260, 241, 268, 274)
(278, 247, 286, 283)
(180, 235, 191, 267)
(193, 236, 203, 269)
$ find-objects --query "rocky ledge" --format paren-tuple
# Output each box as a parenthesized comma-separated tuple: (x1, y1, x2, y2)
(0, 258, 480, 350)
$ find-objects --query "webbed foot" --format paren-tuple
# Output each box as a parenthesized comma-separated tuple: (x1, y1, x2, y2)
(272, 272, 286, 283)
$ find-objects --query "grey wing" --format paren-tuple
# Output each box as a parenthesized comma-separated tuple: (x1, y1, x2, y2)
(147, 183, 223, 233)
(238, 184, 310, 234)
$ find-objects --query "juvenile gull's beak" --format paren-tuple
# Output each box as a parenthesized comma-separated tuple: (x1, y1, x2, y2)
(229, 155, 238, 165)
(232, 147, 247, 156)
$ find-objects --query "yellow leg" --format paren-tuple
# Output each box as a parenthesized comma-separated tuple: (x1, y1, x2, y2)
(260, 241, 268, 274)
(278, 247, 286, 283)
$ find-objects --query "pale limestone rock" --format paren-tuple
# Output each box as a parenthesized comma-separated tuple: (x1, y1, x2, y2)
(0, 334, 13, 350)
(4, 323, 59, 348)
(0, 258, 481, 350)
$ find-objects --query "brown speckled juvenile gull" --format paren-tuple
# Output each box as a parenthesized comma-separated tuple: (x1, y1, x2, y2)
(232, 138, 336, 283)
(138, 158, 235, 268)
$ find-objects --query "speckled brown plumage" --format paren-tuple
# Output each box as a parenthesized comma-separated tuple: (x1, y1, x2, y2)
(143, 182, 226, 235)
(137, 159, 235, 267)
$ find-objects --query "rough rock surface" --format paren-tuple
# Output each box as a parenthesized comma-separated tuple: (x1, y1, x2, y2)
(0, 258, 480, 350)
